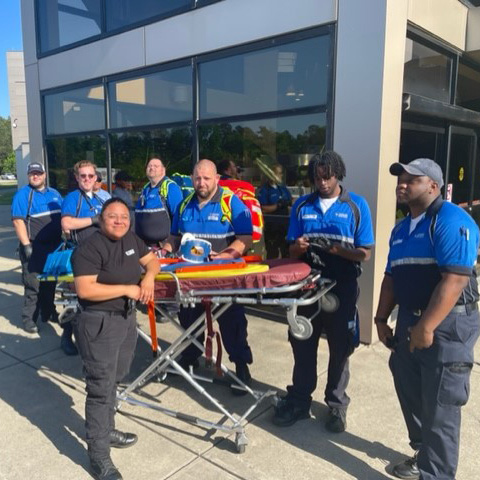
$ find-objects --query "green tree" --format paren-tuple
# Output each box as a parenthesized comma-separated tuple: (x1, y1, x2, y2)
(3, 152, 16, 174)
(0, 116, 14, 173)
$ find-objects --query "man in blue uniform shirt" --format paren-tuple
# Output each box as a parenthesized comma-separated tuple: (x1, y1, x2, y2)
(257, 163, 292, 258)
(163, 159, 254, 394)
(272, 151, 374, 432)
(375, 158, 480, 480)
(61, 160, 106, 355)
(135, 156, 183, 249)
(12, 162, 63, 334)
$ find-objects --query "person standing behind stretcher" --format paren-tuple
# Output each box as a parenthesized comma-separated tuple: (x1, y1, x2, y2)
(163, 159, 254, 395)
(272, 151, 374, 432)
(72, 198, 158, 480)
(60, 160, 106, 355)
(134, 156, 183, 249)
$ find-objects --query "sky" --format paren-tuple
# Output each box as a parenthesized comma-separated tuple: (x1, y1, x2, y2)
(0, 0, 23, 119)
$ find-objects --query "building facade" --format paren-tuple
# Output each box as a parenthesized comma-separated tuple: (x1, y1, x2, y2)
(20, 0, 480, 342)
(6, 51, 30, 186)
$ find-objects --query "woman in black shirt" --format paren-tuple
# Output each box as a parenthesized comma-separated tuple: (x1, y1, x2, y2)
(72, 198, 158, 480)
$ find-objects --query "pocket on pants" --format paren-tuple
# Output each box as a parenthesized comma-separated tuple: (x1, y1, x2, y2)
(81, 311, 106, 341)
(437, 362, 472, 407)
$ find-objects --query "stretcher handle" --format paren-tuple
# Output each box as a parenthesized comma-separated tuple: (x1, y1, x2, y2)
(147, 301, 158, 356)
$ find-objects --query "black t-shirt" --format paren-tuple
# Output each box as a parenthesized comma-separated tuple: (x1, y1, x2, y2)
(72, 230, 150, 312)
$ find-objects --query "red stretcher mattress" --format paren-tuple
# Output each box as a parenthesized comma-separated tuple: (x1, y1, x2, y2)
(154, 259, 312, 299)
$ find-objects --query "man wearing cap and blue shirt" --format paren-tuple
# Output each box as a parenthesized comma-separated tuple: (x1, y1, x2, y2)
(11, 162, 62, 334)
(375, 158, 480, 480)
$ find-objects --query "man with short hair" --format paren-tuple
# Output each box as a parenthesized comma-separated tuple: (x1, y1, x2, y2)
(218, 159, 240, 180)
(272, 151, 374, 432)
(93, 171, 111, 203)
(135, 156, 183, 248)
(61, 160, 106, 355)
(257, 163, 292, 258)
(163, 159, 254, 393)
(375, 158, 480, 480)
(12, 162, 63, 334)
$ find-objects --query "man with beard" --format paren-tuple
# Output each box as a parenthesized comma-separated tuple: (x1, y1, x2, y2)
(134, 156, 183, 249)
(12, 162, 62, 334)
(163, 159, 254, 394)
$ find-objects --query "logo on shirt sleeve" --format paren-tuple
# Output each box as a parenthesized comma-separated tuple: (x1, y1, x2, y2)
(125, 249, 135, 256)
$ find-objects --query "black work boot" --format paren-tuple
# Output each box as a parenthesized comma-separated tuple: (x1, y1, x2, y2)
(325, 407, 347, 433)
(392, 452, 420, 479)
(60, 326, 78, 356)
(23, 318, 38, 334)
(89, 454, 123, 480)
(231, 363, 252, 396)
(109, 429, 138, 449)
(272, 397, 311, 427)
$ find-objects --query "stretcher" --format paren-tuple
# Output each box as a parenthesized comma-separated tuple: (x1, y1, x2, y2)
(43, 259, 337, 453)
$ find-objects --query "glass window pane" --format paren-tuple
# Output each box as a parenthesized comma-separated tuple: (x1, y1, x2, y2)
(105, 0, 190, 31)
(46, 135, 106, 195)
(109, 126, 192, 197)
(199, 35, 331, 119)
(38, 0, 101, 53)
(44, 85, 105, 136)
(403, 38, 452, 103)
(109, 67, 192, 129)
(456, 62, 480, 112)
(199, 112, 326, 190)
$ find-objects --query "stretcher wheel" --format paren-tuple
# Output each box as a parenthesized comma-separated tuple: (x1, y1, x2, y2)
(235, 432, 248, 453)
(289, 316, 313, 340)
(321, 293, 339, 313)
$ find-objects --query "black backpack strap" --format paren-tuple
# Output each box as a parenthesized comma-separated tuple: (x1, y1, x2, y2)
(75, 191, 83, 217)
(25, 187, 35, 240)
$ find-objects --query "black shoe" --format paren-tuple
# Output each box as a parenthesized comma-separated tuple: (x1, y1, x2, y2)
(60, 331, 78, 356)
(272, 399, 310, 427)
(325, 407, 347, 433)
(109, 429, 138, 449)
(178, 356, 200, 371)
(23, 319, 38, 334)
(392, 452, 420, 479)
(231, 363, 252, 396)
(90, 455, 123, 480)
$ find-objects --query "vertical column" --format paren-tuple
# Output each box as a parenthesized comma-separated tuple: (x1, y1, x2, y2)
(333, 0, 408, 342)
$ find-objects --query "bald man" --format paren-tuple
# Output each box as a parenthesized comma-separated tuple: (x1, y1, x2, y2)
(164, 160, 254, 394)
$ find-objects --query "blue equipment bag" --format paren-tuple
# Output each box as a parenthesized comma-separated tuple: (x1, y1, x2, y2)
(42, 241, 75, 276)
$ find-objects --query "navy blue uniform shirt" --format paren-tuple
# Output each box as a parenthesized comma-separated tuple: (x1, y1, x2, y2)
(386, 196, 479, 310)
(11, 184, 62, 244)
(171, 187, 252, 252)
(288, 187, 374, 280)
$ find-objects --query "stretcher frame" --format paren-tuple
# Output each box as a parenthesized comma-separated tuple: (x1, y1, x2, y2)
(116, 268, 336, 453)
(47, 267, 336, 454)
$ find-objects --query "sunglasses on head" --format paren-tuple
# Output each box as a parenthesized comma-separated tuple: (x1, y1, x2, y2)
(79, 174, 96, 179)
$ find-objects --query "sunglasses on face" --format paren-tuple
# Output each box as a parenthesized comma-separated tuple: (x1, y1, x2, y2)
(79, 174, 96, 179)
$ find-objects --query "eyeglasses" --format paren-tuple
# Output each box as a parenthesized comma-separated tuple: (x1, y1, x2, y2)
(79, 174, 96, 179)
(29, 172, 45, 176)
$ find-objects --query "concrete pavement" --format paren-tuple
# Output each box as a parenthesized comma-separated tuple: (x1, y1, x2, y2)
(0, 204, 479, 479)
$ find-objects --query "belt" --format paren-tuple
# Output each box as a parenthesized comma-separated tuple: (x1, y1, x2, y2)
(412, 302, 478, 317)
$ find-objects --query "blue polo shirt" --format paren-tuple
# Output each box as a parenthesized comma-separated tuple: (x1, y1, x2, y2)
(11, 185, 63, 244)
(386, 196, 479, 310)
(171, 187, 252, 252)
(61, 189, 104, 244)
(288, 187, 374, 280)
(135, 177, 183, 245)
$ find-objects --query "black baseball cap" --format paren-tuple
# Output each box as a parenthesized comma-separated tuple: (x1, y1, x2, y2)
(27, 162, 45, 175)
